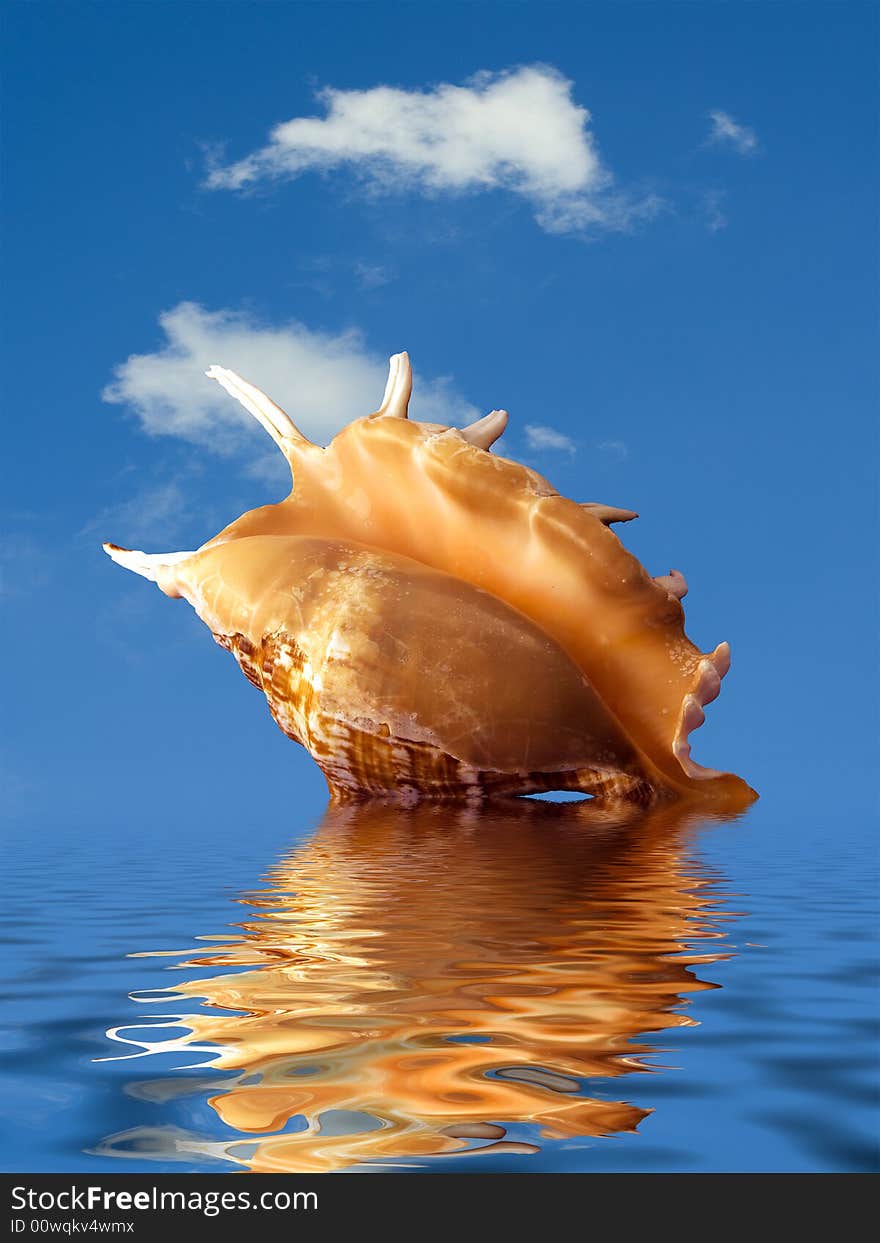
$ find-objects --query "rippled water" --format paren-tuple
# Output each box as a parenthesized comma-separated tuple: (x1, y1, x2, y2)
(1, 795, 877, 1172)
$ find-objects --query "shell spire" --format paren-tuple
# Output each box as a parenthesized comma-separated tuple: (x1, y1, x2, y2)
(654, 569, 688, 600)
(101, 543, 195, 582)
(372, 351, 412, 419)
(580, 502, 638, 526)
(101, 544, 194, 597)
(460, 409, 508, 450)
(205, 365, 315, 453)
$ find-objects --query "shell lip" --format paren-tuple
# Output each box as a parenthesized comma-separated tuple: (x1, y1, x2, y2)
(671, 642, 738, 783)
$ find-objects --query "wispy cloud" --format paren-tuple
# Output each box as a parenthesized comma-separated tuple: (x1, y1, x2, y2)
(81, 479, 195, 548)
(701, 188, 728, 233)
(205, 66, 660, 235)
(103, 302, 478, 458)
(525, 424, 576, 454)
(0, 534, 52, 599)
(597, 439, 628, 462)
(706, 110, 759, 155)
(0, 757, 38, 820)
(354, 261, 392, 290)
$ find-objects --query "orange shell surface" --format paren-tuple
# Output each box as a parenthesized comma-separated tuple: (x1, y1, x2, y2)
(104, 353, 755, 808)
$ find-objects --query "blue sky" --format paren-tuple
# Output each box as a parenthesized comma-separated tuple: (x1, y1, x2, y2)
(2, 0, 877, 832)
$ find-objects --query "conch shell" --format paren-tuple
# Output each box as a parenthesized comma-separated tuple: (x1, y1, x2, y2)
(104, 352, 754, 807)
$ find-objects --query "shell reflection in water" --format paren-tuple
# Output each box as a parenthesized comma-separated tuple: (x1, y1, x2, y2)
(98, 798, 742, 1172)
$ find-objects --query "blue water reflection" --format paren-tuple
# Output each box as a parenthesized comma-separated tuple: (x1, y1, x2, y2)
(0, 794, 877, 1172)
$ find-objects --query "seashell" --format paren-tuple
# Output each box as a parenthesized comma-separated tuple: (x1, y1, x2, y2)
(104, 352, 755, 807)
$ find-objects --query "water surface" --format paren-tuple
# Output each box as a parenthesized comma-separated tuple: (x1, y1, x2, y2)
(1, 795, 877, 1172)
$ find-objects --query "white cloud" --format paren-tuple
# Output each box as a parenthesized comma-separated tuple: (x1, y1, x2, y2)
(103, 302, 478, 456)
(205, 66, 657, 234)
(525, 424, 575, 454)
(706, 110, 758, 155)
